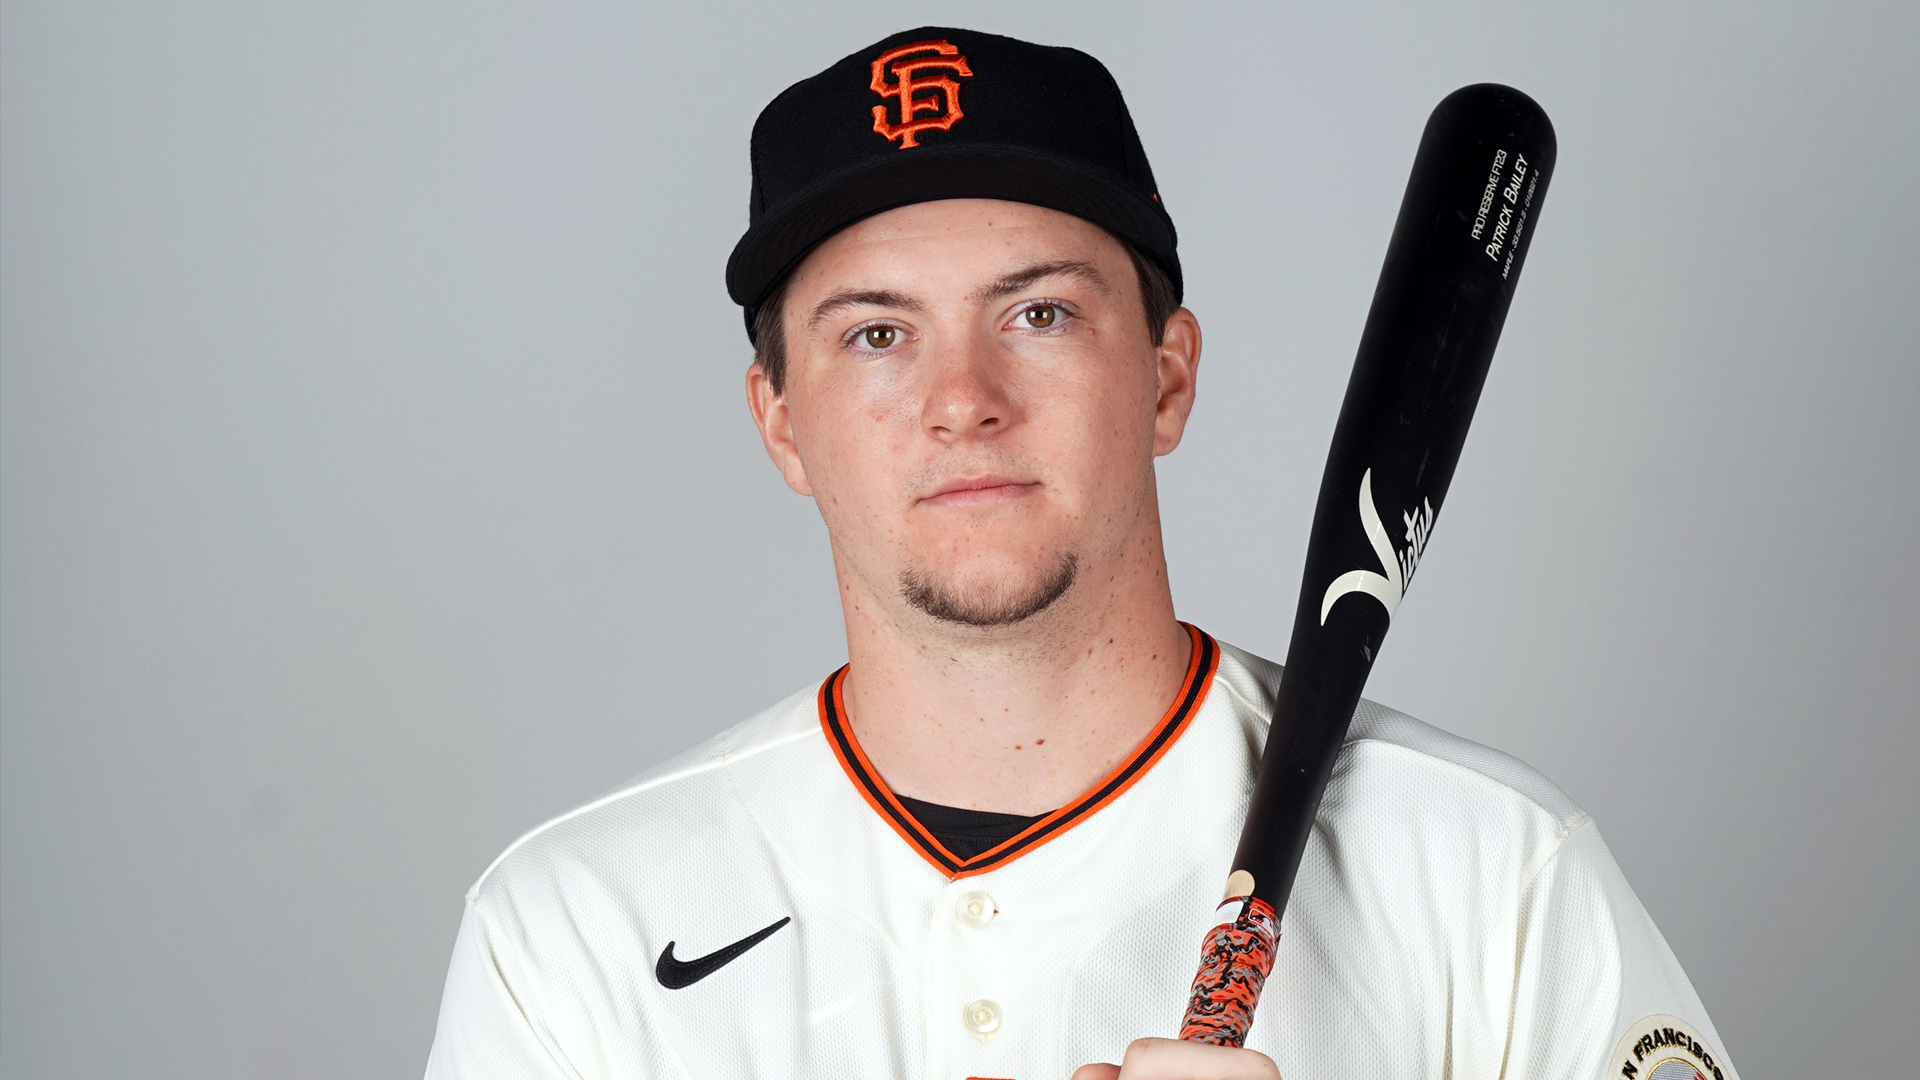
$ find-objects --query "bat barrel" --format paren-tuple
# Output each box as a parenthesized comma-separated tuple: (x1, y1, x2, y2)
(1180, 83, 1556, 1048)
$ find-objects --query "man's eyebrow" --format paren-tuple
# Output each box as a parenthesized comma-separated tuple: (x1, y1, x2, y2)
(807, 288, 922, 330)
(978, 260, 1111, 302)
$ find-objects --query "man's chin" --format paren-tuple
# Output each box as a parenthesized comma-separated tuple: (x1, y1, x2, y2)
(898, 553, 1079, 629)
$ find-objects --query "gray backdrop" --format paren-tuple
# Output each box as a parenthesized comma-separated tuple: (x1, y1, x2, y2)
(3, 1, 1915, 1075)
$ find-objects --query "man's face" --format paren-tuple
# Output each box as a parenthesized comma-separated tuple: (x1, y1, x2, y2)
(748, 199, 1199, 632)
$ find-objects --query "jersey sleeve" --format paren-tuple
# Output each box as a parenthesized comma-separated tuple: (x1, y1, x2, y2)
(423, 901, 589, 1080)
(1503, 820, 1740, 1080)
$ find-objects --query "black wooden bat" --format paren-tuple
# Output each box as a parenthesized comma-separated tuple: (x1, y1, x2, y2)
(1179, 83, 1557, 1047)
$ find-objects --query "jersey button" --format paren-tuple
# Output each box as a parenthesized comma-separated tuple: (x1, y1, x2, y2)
(963, 998, 1003, 1035)
(955, 890, 997, 928)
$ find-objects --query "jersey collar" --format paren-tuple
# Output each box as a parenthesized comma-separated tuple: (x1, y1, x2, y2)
(818, 624, 1220, 879)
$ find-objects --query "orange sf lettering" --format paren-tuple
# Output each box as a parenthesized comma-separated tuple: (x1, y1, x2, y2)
(870, 40, 972, 149)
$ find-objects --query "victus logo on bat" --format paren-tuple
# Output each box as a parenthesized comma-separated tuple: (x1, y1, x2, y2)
(1319, 468, 1434, 626)
(869, 40, 972, 148)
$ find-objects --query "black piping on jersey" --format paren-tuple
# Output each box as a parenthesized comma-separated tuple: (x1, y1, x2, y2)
(818, 624, 1218, 877)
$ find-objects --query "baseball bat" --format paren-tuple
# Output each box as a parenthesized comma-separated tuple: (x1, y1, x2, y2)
(1177, 83, 1556, 1047)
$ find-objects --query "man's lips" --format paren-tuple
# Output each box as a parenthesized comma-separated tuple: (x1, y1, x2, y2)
(916, 475, 1040, 508)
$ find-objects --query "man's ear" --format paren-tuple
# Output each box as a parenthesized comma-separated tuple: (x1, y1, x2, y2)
(1151, 307, 1202, 457)
(746, 362, 813, 496)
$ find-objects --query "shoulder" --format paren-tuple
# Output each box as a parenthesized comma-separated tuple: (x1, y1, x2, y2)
(464, 679, 827, 906)
(1212, 641, 1735, 1073)
(1212, 638, 1588, 843)
(1342, 696, 1588, 831)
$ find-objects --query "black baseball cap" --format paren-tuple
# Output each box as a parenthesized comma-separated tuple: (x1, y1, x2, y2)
(727, 27, 1181, 339)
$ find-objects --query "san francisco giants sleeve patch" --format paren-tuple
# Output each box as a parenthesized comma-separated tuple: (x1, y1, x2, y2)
(1610, 1014, 1730, 1080)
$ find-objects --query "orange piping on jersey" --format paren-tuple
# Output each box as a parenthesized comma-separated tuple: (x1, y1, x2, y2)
(820, 670, 972, 867)
(818, 624, 1220, 880)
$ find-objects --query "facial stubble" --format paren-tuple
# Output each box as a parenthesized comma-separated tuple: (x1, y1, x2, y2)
(899, 552, 1079, 628)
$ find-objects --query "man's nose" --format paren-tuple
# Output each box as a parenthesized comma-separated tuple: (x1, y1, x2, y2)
(921, 330, 1015, 442)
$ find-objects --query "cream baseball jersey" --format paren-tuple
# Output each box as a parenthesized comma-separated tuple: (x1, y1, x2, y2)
(425, 628, 1738, 1080)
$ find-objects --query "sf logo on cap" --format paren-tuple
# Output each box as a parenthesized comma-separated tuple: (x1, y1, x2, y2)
(870, 40, 972, 149)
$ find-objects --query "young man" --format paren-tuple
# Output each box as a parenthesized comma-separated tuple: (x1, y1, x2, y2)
(426, 28, 1737, 1080)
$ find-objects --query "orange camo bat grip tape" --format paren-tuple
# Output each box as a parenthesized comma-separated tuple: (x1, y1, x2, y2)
(1178, 894, 1279, 1046)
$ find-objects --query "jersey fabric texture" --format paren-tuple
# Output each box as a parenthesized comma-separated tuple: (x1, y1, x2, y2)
(425, 631, 1736, 1080)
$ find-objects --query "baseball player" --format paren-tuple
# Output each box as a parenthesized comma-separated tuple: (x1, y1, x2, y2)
(425, 27, 1738, 1080)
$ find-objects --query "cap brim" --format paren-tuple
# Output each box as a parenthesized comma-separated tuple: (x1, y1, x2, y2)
(726, 144, 1180, 317)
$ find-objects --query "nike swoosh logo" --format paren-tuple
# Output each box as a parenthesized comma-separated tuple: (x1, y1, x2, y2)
(654, 916, 791, 989)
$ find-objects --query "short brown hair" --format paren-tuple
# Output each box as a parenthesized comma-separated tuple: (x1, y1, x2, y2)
(753, 240, 1180, 396)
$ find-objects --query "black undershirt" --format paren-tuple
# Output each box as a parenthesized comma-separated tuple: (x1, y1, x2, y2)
(893, 794, 1053, 861)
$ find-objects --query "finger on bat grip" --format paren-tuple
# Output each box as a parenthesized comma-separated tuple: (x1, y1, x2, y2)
(1070, 1036, 1282, 1080)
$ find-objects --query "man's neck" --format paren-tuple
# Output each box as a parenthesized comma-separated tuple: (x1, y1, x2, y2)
(835, 536, 1193, 817)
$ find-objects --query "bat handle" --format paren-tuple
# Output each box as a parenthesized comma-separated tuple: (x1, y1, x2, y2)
(1177, 893, 1280, 1047)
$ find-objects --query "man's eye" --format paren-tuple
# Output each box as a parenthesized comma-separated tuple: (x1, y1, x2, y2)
(861, 326, 897, 349)
(1021, 305, 1059, 329)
